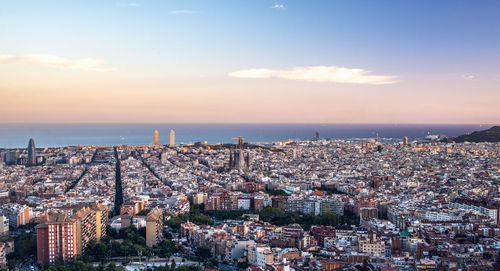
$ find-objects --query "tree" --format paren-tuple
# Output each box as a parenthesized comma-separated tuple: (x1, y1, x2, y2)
(95, 242, 110, 261)
(7, 232, 37, 268)
(205, 258, 218, 268)
(196, 246, 211, 259)
(175, 266, 202, 271)
(152, 266, 171, 271)
(136, 209, 151, 216)
(105, 262, 120, 271)
(259, 207, 283, 222)
(321, 211, 339, 226)
(42, 260, 97, 271)
(83, 240, 110, 262)
(13, 233, 36, 258)
(237, 261, 250, 269)
(154, 240, 179, 258)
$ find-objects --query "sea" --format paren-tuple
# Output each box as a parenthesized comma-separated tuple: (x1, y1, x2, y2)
(0, 123, 490, 148)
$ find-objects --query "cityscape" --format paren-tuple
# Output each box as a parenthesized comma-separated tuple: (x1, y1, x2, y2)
(0, 128, 499, 271)
(1, 1, 500, 271)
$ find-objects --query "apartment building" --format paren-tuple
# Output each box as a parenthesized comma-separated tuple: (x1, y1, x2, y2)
(36, 214, 78, 264)
(146, 208, 163, 247)
(36, 203, 108, 264)
(0, 216, 8, 236)
(0, 204, 30, 228)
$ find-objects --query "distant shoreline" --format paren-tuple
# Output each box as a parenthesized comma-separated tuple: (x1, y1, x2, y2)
(0, 123, 492, 148)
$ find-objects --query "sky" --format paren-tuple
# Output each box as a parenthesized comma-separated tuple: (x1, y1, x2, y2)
(0, 0, 499, 124)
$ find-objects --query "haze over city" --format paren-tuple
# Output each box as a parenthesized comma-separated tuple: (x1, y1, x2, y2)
(1, 0, 500, 124)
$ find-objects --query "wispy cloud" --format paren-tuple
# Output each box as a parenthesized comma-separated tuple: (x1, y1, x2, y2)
(272, 2, 285, 9)
(228, 66, 398, 85)
(462, 74, 475, 80)
(0, 54, 114, 71)
(168, 9, 202, 15)
(127, 2, 140, 7)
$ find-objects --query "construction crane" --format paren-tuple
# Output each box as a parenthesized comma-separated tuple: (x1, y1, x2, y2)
(232, 136, 244, 149)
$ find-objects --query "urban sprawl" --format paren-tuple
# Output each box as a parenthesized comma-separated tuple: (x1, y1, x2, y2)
(0, 132, 499, 271)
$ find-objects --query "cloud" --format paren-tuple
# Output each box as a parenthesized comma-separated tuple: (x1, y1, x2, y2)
(0, 54, 114, 71)
(127, 2, 140, 7)
(462, 74, 475, 80)
(228, 66, 398, 85)
(168, 10, 201, 14)
(272, 2, 285, 9)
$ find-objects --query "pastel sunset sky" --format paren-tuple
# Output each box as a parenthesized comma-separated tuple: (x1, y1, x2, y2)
(1, 0, 499, 124)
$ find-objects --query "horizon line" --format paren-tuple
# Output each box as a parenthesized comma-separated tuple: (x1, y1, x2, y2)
(0, 122, 497, 126)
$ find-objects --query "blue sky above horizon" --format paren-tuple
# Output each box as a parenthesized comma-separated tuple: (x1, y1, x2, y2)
(1, 0, 499, 124)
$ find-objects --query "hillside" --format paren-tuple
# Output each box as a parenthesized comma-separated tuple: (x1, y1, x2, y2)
(446, 126, 500, 143)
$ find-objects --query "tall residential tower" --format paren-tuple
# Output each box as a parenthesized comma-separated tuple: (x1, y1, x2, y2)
(170, 129, 175, 146)
(154, 130, 159, 145)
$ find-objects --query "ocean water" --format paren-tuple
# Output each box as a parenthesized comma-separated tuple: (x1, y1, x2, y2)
(0, 123, 490, 148)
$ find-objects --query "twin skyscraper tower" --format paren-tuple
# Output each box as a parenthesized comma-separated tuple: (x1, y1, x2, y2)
(153, 129, 175, 146)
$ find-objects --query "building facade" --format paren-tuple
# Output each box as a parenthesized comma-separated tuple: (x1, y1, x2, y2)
(170, 129, 175, 146)
(154, 130, 159, 146)
(146, 208, 163, 247)
(36, 203, 108, 264)
(36, 214, 78, 264)
(28, 138, 36, 166)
